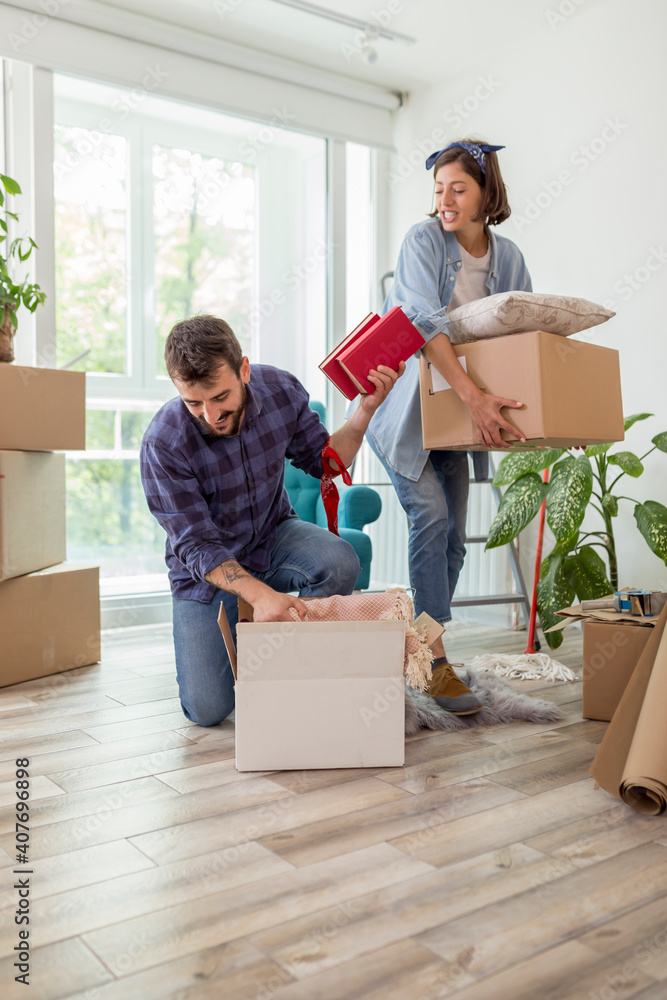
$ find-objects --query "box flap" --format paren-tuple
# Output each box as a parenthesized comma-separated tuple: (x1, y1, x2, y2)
(217, 601, 238, 680)
(547, 593, 667, 632)
(236, 619, 406, 682)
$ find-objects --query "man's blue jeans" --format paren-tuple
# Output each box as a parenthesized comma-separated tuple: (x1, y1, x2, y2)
(172, 518, 360, 727)
(369, 440, 469, 624)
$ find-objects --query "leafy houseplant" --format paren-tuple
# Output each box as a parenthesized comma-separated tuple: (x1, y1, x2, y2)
(0, 173, 46, 363)
(485, 414, 667, 649)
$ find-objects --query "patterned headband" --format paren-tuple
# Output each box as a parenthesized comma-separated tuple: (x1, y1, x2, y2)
(425, 142, 505, 173)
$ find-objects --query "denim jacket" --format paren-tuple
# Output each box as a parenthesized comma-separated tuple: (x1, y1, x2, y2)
(367, 218, 532, 482)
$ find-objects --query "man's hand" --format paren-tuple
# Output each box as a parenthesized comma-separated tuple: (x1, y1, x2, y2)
(205, 559, 308, 621)
(466, 389, 526, 449)
(251, 590, 309, 623)
(357, 362, 405, 418)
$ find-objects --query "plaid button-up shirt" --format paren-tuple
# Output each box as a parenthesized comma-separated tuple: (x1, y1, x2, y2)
(140, 365, 329, 602)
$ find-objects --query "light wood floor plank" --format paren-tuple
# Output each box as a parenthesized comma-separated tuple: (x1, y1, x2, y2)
(0, 700, 189, 743)
(246, 843, 573, 981)
(80, 843, 434, 977)
(580, 893, 667, 977)
(486, 742, 597, 794)
(79, 708, 193, 743)
(0, 839, 155, 909)
(527, 804, 667, 868)
(0, 774, 65, 807)
(155, 757, 272, 793)
(129, 776, 411, 866)
(0, 937, 114, 1000)
(257, 777, 525, 868)
(0, 692, 130, 721)
(552, 718, 610, 743)
(43, 741, 245, 794)
(0, 694, 38, 712)
(0, 730, 193, 784)
(0, 774, 180, 837)
(472, 702, 593, 743)
(439, 939, 655, 1000)
(376, 729, 585, 794)
(252, 938, 474, 1000)
(106, 682, 179, 706)
(0, 729, 99, 766)
(0, 842, 294, 952)
(417, 842, 667, 982)
(64, 939, 294, 1000)
(0, 776, 296, 861)
(389, 777, 613, 867)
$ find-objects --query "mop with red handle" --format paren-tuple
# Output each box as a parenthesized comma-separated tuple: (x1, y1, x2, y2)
(524, 467, 550, 655)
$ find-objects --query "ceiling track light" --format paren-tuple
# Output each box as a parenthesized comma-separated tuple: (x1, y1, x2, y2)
(266, 0, 416, 46)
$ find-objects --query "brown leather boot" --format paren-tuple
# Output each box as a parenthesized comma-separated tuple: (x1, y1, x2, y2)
(428, 657, 483, 715)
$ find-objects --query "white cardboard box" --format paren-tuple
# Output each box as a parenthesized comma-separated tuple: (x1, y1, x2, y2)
(218, 606, 406, 772)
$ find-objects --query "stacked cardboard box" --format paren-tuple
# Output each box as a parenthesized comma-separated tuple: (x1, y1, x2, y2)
(0, 365, 100, 686)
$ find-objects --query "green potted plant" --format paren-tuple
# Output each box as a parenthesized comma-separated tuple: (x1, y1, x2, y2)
(0, 173, 47, 363)
(485, 414, 667, 648)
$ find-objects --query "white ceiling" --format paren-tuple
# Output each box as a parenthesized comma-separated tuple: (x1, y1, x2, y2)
(67, 0, 613, 93)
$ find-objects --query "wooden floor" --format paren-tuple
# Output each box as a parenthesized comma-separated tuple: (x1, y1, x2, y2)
(1, 619, 666, 1000)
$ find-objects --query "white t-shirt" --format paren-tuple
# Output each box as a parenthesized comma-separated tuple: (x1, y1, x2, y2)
(447, 240, 491, 312)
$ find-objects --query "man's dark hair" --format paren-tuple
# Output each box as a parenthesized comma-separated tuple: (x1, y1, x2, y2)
(164, 315, 244, 385)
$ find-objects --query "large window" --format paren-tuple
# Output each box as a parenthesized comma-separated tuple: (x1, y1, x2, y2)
(54, 75, 326, 589)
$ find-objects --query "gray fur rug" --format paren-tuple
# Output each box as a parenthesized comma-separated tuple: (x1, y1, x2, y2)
(405, 665, 565, 736)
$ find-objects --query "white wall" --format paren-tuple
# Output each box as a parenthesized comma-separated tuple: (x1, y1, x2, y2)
(383, 0, 667, 593)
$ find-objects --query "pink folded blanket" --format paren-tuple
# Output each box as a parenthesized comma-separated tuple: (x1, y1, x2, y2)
(286, 588, 434, 691)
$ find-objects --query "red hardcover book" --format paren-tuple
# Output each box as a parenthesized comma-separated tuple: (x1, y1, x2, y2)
(319, 312, 379, 400)
(336, 306, 424, 395)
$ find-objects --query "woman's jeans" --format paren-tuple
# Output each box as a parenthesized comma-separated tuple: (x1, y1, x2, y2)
(171, 517, 360, 727)
(369, 439, 469, 624)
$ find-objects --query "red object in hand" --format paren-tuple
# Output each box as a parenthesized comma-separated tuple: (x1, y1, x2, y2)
(320, 442, 352, 536)
(319, 307, 424, 400)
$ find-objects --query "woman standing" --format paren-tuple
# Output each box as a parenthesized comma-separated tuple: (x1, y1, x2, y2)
(367, 140, 532, 715)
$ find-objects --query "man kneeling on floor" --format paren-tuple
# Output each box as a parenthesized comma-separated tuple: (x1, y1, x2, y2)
(140, 314, 403, 728)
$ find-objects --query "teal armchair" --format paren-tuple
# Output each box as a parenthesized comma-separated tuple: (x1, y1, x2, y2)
(284, 402, 382, 590)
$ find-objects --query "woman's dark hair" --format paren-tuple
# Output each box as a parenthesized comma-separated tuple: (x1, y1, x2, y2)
(164, 314, 243, 385)
(427, 139, 511, 226)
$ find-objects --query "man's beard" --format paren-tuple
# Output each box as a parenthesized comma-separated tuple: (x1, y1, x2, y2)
(200, 383, 247, 437)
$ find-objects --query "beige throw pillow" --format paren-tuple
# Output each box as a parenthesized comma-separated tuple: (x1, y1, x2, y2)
(447, 291, 615, 344)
